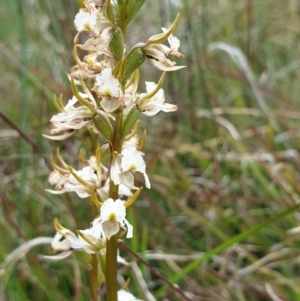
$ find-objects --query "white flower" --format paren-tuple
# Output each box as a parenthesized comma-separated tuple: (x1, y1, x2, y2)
(48, 170, 70, 193)
(75, 13, 114, 53)
(95, 68, 121, 98)
(74, 10, 98, 32)
(142, 27, 185, 72)
(93, 67, 122, 112)
(52, 220, 105, 254)
(51, 232, 72, 252)
(139, 14, 184, 72)
(94, 198, 133, 240)
(136, 82, 177, 116)
(111, 147, 150, 189)
(44, 95, 96, 140)
(51, 96, 95, 128)
(117, 290, 144, 301)
(64, 166, 99, 198)
(122, 134, 140, 150)
(77, 25, 114, 52)
(46, 156, 108, 198)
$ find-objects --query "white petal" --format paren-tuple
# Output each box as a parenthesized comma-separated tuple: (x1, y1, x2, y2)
(51, 233, 71, 251)
(45, 188, 69, 195)
(146, 57, 186, 71)
(117, 290, 143, 301)
(119, 171, 136, 190)
(74, 10, 97, 32)
(100, 98, 120, 113)
(43, 131, 75, 141)
(42, 251, 72, 261)
(121, 147, 146, 173)
(123, 218, 133, 238)
(140, 103, 177, 116)
(95, 68, 121, 98)
(102, 220, 120, 240)
(111, 156, 122, 185)
(143, 173, 151, 189)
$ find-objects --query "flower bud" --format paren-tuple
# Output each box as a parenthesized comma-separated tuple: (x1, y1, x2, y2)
(124, 47, 145, 77)
(93, 110, 114, 141)
(122, 104, 139, 138)
(109, 26, 125, 61)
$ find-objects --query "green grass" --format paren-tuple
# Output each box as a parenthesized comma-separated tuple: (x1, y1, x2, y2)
(2, 0, 300, 300)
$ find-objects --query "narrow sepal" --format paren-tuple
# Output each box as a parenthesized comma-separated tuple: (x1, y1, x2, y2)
(124, 187, 143, 208)
(146, 13, 180, 46)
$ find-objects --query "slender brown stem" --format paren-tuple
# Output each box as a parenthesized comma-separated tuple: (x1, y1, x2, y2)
(0, 111, 51, 169)
(118, 242, 193, 301)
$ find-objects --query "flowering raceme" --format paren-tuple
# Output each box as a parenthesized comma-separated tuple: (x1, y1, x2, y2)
(42, 1, 184, 299)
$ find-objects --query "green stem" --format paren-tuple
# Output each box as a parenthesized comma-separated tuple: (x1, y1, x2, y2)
(106, 109, 124, 301)
(89, 254, 99, 301)
(105, 235, 118, 301)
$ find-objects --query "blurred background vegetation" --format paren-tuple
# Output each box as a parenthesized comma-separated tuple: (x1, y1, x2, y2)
(2, 0, 300, 300)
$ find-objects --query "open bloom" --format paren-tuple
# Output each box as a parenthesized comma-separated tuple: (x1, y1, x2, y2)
(64, 165, 102, 198)
(44, 94, 96, 140)
(74, 8, 114, 53)
(118, 290, 144, 301)
(52, 219, 106, 254)
(93, 67, 123, 112)
(47, 156, 108, 198)
(136, 81, 177, 116)
(141, 15, 185, 71)
(94, 198, 133, 240)
(74, 10, 98, 32)
(111, 147, 150, 189)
